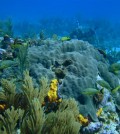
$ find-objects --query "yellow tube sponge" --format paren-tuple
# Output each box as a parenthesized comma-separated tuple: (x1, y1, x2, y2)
(78, 114, 89, 126)
(47, 90, 58, 102)
(96, 107, 103, 117)
(47, 79, 62, 103)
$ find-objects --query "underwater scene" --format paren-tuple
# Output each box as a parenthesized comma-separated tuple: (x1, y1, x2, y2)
(0, 0, 120, 133)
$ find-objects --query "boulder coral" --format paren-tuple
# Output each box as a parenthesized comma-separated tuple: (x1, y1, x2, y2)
(28, 39, 119, 121)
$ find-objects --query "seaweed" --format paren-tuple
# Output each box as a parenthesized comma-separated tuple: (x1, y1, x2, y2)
(21, 71, 49, 105)
(58, 98, 80, 118)
(0, 106, 24, 134)
(0, 70, 81, 133)
(38, 77, 49, 104)
(17, 44, 29, 78)
(21, 98, 45, 134)
(42, 99, 80, 134)
(0, 79, 16, 107)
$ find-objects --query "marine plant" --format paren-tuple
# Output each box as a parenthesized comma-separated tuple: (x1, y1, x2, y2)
(21, 71, 49, 105)
(0, 106, 24, 134)
(0, 70, 81, 133)
(0, 60, 18, 71)
(0, 79, 16, 108)
(42, 98, 81, 134)
(21, 98, 45, 134)
(17, 44, 29, 78)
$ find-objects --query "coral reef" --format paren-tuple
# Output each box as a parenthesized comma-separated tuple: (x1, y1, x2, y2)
(0, 70, 81, 133)
(0, 38, 120, 133)
(81, 122, 102, 134)
(28, 39, 118, 121)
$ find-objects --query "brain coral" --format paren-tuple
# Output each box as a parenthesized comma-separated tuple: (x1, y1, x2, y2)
(28, 39, 119, 121)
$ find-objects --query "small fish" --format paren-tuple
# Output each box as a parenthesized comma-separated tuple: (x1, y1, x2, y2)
(81, 88, 100, 95)
(61, 37, 71, 41)
(112, 85, 120, 94)
(109, 63, 120, 75)
(97, 80, 111, 90)
(97, 49, 107, 58)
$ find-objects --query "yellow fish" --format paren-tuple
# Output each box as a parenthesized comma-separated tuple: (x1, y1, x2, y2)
(61, 37, 71, 41)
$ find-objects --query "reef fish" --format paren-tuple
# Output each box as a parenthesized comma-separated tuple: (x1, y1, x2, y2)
(112, 85, 120, 94)
(81, 88, 100, 95)
(97, 80, 111, 90)
(61, 37, 71, 41)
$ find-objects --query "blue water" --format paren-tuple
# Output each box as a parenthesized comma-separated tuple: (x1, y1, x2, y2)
(0, 0, 120, 22)
(0, 0, 120, 50)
